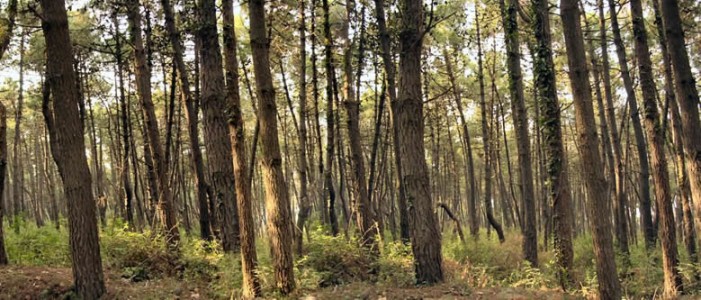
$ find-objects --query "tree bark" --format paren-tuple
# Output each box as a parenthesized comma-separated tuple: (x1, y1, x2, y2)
(40, 0, 105, 297)
(629, 0, 682, 294)
(374, 0, 409, 242)
(560, 1, 621, 298)
(397, 0, 443, 284)
(532, 0, 574, 288)
(659, 0, 701, 250)
(197, 0, 240, 252)
(248, 0, 296, 294)
(127, 0, 179, 246)
(607, 0, 655, 249)
(499, 0, 536, 264)
(159, 0, 211, 243)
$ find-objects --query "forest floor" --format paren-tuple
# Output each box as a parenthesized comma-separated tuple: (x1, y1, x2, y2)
(0, 265, 573, 300)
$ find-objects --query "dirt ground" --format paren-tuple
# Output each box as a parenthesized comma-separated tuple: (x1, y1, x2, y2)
(0, 266, 575, 299)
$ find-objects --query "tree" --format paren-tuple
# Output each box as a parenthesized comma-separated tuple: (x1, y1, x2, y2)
(607, 0, 654, 249)
(560, 0, 621, 298)
(248, 0, 296, 294)
(397, 0, 443, 284)
(295, 0, 311, 255)
(374, 0, 409, 242)
(159, 0, 211, 243)
(531, 0, 574, 288)
(40, 0, 105, 297)
(321, 0, 338, 236)
(197, 0, 240, 252)
(498, 0, 536, 264)
(222, 0, 261, 296)
(476, 6, 504, 243)
(659, 0, 701, 245)
(0, 0, 16, 265)
(127, 0, 179, 247)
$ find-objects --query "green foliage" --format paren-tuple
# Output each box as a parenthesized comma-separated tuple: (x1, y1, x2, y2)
(5, 221, 70, 266)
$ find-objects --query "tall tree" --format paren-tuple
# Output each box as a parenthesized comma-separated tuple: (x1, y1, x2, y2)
(531, 0, 574, 288)
(40, 0, 105, 297)
(295, 0, 311, 255)
(197, 0, 240, 252)
(607, 0, 654, 249)
(630, 0, 682, 294)
(499, 0, 536, 264)
(598, 0, 628, 254)
(222, 0, 261, 296)
(476, 8, 504, 243)
(397, 0, 443, 284)
(127, 0, 179, 246)
(0, 0, 17, 264)
(322, 0, 339, 236)
(248, 0, 296, 294)
(659, 0, 701, 243)
(652, 0, 697, 271)
(374, 0, 409, 242)
(343, 0, 375, 249)
(560, 0, 621, 298)
(159, 0, 211, 243)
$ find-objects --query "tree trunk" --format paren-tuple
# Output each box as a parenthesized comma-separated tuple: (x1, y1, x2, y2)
(597, 0, 628, 255)
(197, 0, 240, 252)
(652, 0, 697, 275)
(443, 49, 479, 239)
(374, 0, 409, 242)
(222, 0, 261, 295)
(322, 0, 339, 237)
(397, 0, 443, 284)
(40, 0, 105, 297)
(0, 103, 8, 264)
(159, 0, 211, 243)
(248, 0, 296, 294)
(560, 1, 621, 298)
(532, 0, 574, 288)
(476, 7, 504, 243)
(127, 0, 179, 246)
(659, 0, 701, 249)
(499, 0, 536, 264)
(629, 0, 682, 294)
(607, 0, 655, 249)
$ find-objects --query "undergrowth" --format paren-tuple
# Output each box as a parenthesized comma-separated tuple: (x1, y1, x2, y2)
(3, 220, 700, 299)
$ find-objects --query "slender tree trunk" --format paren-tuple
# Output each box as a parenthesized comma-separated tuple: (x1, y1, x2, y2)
(374, 0, 409, 242)
(443, 49, 479, 239)
(597, 0, 628, 254)
(607, 0, 655, 249)
(659, 0, 701, 249)
(476, 8, 504, 243)
(127, 0, 179, 246)
(294, 0, 311, 256)
(560, 1, 621, 298)
(532, 0, 574, 288)
(159, 0, 211, 242)
(652, 0, 697, 274)
(0, 103, 8, 265)
(197, 0, 240, 252)
(629, 0, 681, 294)
(397, 0, 443, 284)
(248, 0, 296, 294)
(222, 0, 262, 295)
(322, 0, 338, 236)
(40, 0, 105, 297)
(499, 0, 536, 263)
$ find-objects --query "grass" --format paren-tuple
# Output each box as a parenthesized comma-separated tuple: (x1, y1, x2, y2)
(2, 219, 700, 299)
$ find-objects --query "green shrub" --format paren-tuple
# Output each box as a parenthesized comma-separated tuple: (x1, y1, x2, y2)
(5, 222, 70, 266)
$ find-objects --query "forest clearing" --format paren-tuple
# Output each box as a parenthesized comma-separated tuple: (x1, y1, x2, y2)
(0, 0, 700, 299)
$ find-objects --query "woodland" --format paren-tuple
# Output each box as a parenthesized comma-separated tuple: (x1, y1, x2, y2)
(0, 0, 700, 299)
